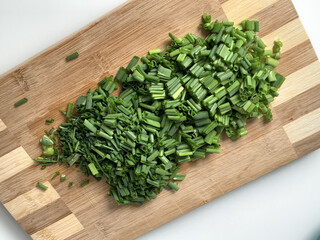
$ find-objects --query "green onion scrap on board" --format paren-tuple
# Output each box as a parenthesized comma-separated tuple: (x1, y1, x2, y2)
(36, 14, 285, 205)
(14, 98, 28, 107)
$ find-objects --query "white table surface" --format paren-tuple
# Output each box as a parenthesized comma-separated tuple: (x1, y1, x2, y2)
(0, 1, 320, 239)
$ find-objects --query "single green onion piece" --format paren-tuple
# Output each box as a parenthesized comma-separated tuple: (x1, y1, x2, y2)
(66, 102, 73, 118)
(88, 163, 99, 175)
(45, 119, 54, 125)
(51, 171, 60, 180)
(149, 49, 161, 55)
(60, 174, 66, 182)
(66, 52, 79, 61)
(80, 180, 90, 187)
(36, 182, 48, 191)
(168, 182, 179, 191)
(14, 98, 28, 107)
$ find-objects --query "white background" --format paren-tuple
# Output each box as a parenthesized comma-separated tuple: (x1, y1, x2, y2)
(0, 0, 320, 239)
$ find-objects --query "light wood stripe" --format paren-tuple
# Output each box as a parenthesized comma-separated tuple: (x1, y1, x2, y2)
(262, 18, 308, 53)
(293, 131, 320, 158)
(31, 214, 84, 240)
(273, 61, 320, 107)
(284, 108, 320, 144)
(221, 0, 278, 24)
(0, 146, 34, 182)
(0, 119, 6, 132)
(274, 83, 320, 125)
(4, 181, 60, 220)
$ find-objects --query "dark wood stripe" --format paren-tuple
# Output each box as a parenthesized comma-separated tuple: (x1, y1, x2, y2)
(249, 0, 298, 37)
(276, 40, 318, 77)
(0, 128, 19, 157)
(18, 198, 72, 235)
(219, 0, 229, 4)
(293, 131, 320, 158)
(274, 79, 320, 126)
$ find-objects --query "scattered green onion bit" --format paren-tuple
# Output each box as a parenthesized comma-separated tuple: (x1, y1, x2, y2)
(36, 182, 48, 191)
(66, 52, 79, 61)
(51, 171, 60, 180)
(60, 174, 66, 182)
(80, 180, 90, 187)
(45, 119, 55, 125)
(14, 98, 28, 107)
(36, 14, 285, 206)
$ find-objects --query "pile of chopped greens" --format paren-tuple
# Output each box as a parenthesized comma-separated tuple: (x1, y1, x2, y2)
(36, 14, 285, 205)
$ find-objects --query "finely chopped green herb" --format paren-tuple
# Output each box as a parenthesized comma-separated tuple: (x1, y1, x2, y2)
(66, 52, 79, 61)
(36, 14, 285, 205)
(14, 98, 28, 107)
(36, 182, 48, 191)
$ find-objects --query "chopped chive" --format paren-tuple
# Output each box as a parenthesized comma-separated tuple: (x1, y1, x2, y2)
(88, 163, 99, 175)
(173, 174, 186, 181)
(80, 180, 90, 187)
(60, 174, 66, 182)
(66, 52, 79, 61)
(68, 182, 73, 187)
(35, 15, 285, 206)
(36, 182, 48, 191)
(45, 119, 55, 125)
(149, 49, 161, 55)
(14, 98, 28, 107)
(168, 182, 179, 191)
(51, 171, 60, 180)
(66, 102, 73, 118)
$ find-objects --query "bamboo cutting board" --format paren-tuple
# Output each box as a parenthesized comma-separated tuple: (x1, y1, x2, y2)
(0, 0, 319, 239)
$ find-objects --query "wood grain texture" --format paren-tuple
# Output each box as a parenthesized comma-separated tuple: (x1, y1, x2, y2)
(4, 181, 60, 220)
(273, 61, 320, 107)
(31, 214, 84, 240)
(19, 198, 72, 235)
(0, 119, 6, 132)
(248, 0, 298, 37)
(0, 0, 319, 239)
(222, 0, 278, 24)
(0, 147, 34, 182)
(274, 79, 320, 126)
(284, 108, 320, 144)
(262, 18, 308, 53)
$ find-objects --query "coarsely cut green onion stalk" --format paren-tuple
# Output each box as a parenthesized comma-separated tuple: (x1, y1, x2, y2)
(36, 14, 285, 205)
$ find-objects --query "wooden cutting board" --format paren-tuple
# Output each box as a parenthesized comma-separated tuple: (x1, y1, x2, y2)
(0, 0, 319, 239)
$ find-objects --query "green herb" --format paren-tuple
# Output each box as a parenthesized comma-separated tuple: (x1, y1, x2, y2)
(68, 181, 73, 187)
(14, 98, 28, 107)
(66, 52, 79, 61)
(51, 171, 60, 180)
(60, 174, 66, 182)
(66, 102, 73, 118)
(80, 180, 90, 187)
(45, 119, 55, 125)
(36, 14, 285, 206)
(40, 135, 54, 146)
(36, 182, 48, 191)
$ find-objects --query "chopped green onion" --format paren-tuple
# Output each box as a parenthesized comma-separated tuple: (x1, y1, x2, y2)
(36, 182, 48, 191)
(51, 171, 60, 180)
(66, 52, 79, 61)
(60, 174, 66, 182)
(36, 14, 285, 206)
(80, 180, 90, 187)
(14, 98, 28, 107)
